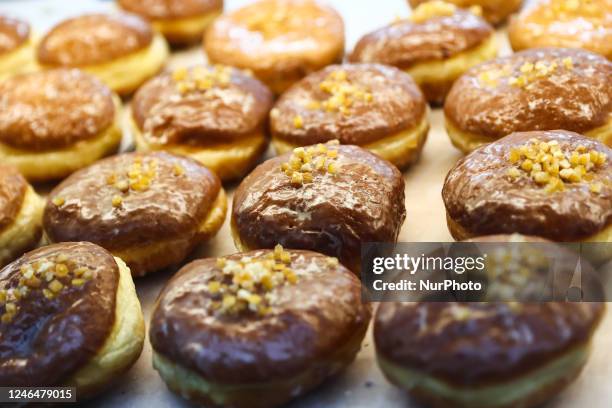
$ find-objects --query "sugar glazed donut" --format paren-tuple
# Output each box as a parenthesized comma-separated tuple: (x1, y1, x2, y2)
(0, 69, 122, 181)
(270, 64, 429, 169)
(37, 13, 169, 96)
(408, 0, 523, 25)
(43, 152, 227, 277)
(131, 65, 273, 181)
(509, 0, 612, 59)
(0, 165, 44, 267)
(204, 0, 345, 94)
(117, 0, 223, 46)
(150, 247, 371, 408)
(444, 48, 612, 153)
(375, 299, 604, 408)
(0, 242, 144, 399)
(232, 142, 406, 272)
(0, 15, 35, 80)
(442, 130, 611, 242)
(350, 1, 497, 104)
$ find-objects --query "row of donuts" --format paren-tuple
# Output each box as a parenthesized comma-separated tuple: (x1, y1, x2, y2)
(0, 49, 609, 187)
(1, 122, 609, 275)
(0, 235, 604, 408)
(0, 0, 609, 98)
(0, 238, 605, 408)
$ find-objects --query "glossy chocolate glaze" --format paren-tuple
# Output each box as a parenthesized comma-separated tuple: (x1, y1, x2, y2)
(444, 48, 612, 139)
(0, 166, 26, 232)
(37, 13, 153, 66)
(375, 300, 604, 386)
(0, 15, 29, 55)
(408, 0, 523, 26)
(132, 66, 273, 146)
(204, 0, 344, 78)
(150, 249, 371, 384)
(118, 0, 223, 19)
(349, 10, 493, 69)
(271, 64, 426, 146)
(0, 69, 115, 151)
(0, 242, 118, 387)
(232, 145, 406, 271)
(508, 0, 612, 59)
(442, 131, 612, 240)
(44, 152, 221, 249)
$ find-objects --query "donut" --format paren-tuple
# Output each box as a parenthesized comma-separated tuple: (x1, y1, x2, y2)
(408, 0, 523, 25)
(270, 63, 429, 169)
(442, 130, 611, 242)
(117, 0, 223, 46)
(0, 15, 35, 80)
(0, 69, 122, 181)
(150, 247, 371, 408)
(43, 152, 227, 277)
(444, 48, 612, 153)
(0, 165, 44, 267)
(204, 0, 345, 94)
(0, 242, 144, 399)
(37, 13, 169, 96)
(375, 299, 604, 408)
(232, 142, 406, 273)
(509, 0, 612, 59)
(349, 2, 497, 104)
(131, 65, 273, 181)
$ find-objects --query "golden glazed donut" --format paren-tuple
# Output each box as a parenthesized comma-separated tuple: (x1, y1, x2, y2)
(444, 48, 612, 153)
(0, 15, 35, 80)
(118, 0, 223, 46)
(509, 0, 612, 59)
(0, 242, 144, 400)
(349, 2, 496, 104)
(442, 130, 611, 242)
(408, 0, 523, 25)
(37, 13, 169, 96)
(150, 247, 371, 408)
(43, 152, 227, 277)
(232, 143, 406, 273)
(0, 69, 122, 181)
(270, 64, 429, 169)
(375, 299, 604, 408)
(204, 0, 345, 94)
(0, 165, 44, 267)
(131, 65, 273, 181)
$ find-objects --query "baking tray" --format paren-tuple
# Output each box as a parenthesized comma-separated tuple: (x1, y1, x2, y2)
(1, 0, 610, 407)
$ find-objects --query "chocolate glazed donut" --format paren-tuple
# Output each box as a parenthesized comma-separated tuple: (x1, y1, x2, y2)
(349, 4, 496, 104)
(375, 300, 604, 408)
(150, 248, 371, 408)
(444, 47, 612, 153)
(0, 242, 145, 400)
(44, 152, 227, 276)
(37, 13, 169, 96)
(442, 130, 611, 241)
(232, 143, 406, 273)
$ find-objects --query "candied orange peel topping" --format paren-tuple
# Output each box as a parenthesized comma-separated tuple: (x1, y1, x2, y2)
(207, 245, 300, 316)
(173, 65, 232, 95)
(0, 254, 95, 324)
(506, 138, 608, 193)
(280, 140, 340, 186)
(314, 70, 374, 115)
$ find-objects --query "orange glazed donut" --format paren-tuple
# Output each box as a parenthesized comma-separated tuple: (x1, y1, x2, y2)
(204, 0, 345, 94)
